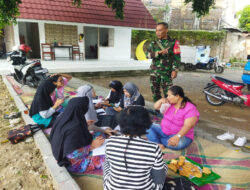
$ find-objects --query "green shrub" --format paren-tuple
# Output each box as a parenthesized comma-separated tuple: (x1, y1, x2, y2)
(132, 29, 225, 46)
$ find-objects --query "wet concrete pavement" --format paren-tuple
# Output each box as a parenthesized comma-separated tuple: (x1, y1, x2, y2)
(81, 69, 250, 134)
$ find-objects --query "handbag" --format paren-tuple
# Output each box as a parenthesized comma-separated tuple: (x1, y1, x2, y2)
(8, 124, 44, 144)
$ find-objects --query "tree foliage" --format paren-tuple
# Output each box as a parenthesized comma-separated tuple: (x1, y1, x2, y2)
(184, 0, 215, 17)
(73, 0, 125, 20)
(237, 5, 250, 32)
(0, 0, 21, 28)
(152, 5, 170, 23)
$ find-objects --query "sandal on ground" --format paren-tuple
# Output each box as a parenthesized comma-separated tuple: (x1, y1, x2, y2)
(4, 112, 21, 119)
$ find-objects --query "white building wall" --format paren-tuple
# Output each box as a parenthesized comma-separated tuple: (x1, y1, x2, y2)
(99, 28, 132, 60)
(16, 19, 137, 61)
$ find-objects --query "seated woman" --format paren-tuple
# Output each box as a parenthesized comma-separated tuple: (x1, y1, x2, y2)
(104, 106, 167, 190)
(50, 73, 72, 108)
(147, 86, 199, 150)
(77, 84, 116, 131)
(105, 80, 123, 105)
(50, 97, 113, 173)
(77, 84, 99, 124)
(29, 79, 64, 128)
(105, 82, 145, 115)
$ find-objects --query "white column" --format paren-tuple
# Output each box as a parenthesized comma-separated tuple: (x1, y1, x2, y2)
(77, 25, 84, 55)
(38, 22, 45, 43)
(127, 28, 132, 59)
(38, 22, 45, 58)
(13, 23, 20, 46)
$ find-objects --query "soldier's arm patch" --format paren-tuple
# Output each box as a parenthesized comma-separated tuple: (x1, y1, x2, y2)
(173, 40, 181, 55)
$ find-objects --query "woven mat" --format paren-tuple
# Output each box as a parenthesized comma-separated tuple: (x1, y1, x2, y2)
(72, 137, 250, 190)
(6, 76, 250, 190)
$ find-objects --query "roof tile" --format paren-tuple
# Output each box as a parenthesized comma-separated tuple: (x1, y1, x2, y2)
(18, 0, 155, 29)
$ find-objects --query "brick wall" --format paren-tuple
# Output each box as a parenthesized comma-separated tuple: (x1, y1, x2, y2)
(45, 24, 78, 45)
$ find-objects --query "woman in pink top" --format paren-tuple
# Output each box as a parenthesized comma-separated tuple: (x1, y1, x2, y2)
(50, 73, 72, 108)
(147, 86, 199, 150)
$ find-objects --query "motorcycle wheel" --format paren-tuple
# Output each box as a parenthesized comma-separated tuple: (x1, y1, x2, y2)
(214, 66, 224, 73)
(205, 86, 226, 106)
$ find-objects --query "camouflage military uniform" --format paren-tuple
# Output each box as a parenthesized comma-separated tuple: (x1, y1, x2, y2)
(147, 36, 181, 102)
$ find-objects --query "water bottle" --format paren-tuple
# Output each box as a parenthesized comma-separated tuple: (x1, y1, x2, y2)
(160, 103, 171, 114)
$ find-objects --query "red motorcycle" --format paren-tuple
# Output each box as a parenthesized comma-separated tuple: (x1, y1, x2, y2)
(203, 76, 250, 106)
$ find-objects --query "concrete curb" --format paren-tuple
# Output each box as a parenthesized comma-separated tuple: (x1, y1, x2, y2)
(2, 75, 81, 190)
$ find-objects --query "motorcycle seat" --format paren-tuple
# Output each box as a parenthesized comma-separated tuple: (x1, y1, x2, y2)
(215, 76, 245, 86)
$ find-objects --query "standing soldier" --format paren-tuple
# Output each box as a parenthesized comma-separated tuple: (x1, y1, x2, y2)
(147, 22, 181, 102)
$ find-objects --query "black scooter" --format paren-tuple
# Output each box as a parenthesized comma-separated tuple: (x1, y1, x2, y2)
(7, 44, 49, 88)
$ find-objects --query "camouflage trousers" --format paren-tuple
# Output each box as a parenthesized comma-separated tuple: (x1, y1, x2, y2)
(150, 72, 173, 102)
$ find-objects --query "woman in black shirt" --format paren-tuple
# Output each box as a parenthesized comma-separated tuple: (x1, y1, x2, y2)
(105, 82, 145, 115)
(105, 80, 123, 104)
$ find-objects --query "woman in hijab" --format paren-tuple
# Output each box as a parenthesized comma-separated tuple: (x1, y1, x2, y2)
(105, 82, 145, 115)
(105, 80, 123, 104)
(29, 79, 64, 128)
(77, 84, 116, 133)
(50, 97, 105, 173)
(77, 84, 99, 123)
(50, 73, 72, 109)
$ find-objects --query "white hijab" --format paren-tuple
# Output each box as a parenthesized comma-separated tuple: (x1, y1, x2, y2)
(77, 85, 98, 122)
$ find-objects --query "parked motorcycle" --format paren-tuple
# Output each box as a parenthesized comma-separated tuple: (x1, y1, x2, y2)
(180, 46, 224, 73)
(242, 55, 250, 90)
(7, 44, 49, 88)
(203, 75, 250, 107)
(181, 56, 224, 73)
(197, 56, 224, 73)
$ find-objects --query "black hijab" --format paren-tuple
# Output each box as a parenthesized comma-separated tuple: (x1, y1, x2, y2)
(50, 97, 93, 167)
(29, 79, 56, 117)
(108, 80, 123, 104)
